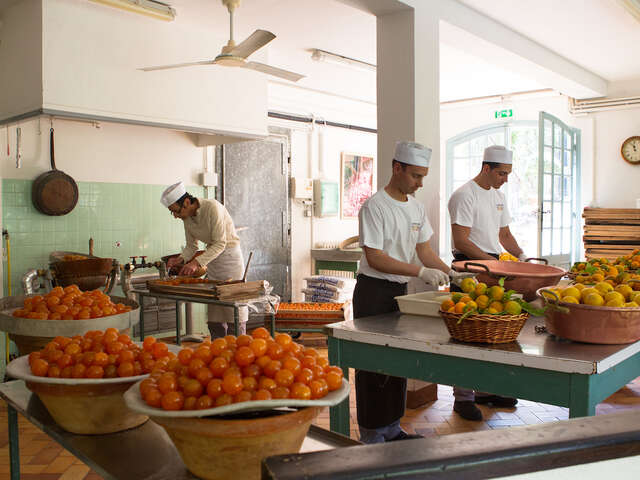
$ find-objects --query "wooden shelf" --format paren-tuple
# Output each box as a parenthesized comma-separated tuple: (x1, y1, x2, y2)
(582, 208, 640, 261)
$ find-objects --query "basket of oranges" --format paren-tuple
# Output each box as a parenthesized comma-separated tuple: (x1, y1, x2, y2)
(123, 328, 349, 480)
(439, 277, 540, 344)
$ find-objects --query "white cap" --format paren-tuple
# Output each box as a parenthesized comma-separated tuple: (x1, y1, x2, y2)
(394, 141, 431, 167)
(483, 145, 513, 164)
(160, 181, 186, 207)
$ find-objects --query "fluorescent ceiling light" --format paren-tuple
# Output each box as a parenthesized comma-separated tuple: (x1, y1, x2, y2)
(311, 49, 376, 72)
(89, 0, 176, 21)
(618, 0, 640, 23)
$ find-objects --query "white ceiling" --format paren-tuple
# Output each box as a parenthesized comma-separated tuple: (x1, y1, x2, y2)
(123, 0, 640, 102)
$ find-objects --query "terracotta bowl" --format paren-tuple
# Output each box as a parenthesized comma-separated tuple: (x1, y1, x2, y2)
(7, 356, 148, 434)
(453, 259, 566, 301)
(537, 287, 640, 344)
(26, 380, 148, 434)
(152, 407, 320, 480)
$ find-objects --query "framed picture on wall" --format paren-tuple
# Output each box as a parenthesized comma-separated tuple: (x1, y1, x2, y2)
(340, 152, 375, 219)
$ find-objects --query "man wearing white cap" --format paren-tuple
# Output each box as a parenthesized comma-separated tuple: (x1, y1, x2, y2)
(354, 140, 471, 443)
(160, 181, 247, 338)
(447, 145, 526, 421)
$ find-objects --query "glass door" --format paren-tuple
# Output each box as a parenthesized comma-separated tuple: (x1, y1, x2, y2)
(537, 112, 581, 269)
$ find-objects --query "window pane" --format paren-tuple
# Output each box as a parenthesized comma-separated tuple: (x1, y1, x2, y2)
(563, 202, 572, 225)
(544, 174, 552, 201)
(488, 132, 505, 146)
(553, 202, 562, 229)
(470, 137, 485, 156)
(562, 228, 571, 254)
(564, 131, 571, 149)
(543, 202, 552, 228)
(453, 157, 470, 181)
(544, 147, 552, 173)
(553, 148, 562, 174)
(454, 142, 469, 157)
(563, 149, 571, 171)
(544, 119, 553, 146)
(554, 175, 562, 200)
(542, 228, 551, 256)
(552, 227, 562, 255)
(563, 176, 572, 200)
(554, 123, 562, 147)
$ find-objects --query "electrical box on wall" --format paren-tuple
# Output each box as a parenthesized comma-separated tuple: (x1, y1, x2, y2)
(313, 179, 339, 217)
(291, 177, 313, 199)
(200, 172, 219, 187)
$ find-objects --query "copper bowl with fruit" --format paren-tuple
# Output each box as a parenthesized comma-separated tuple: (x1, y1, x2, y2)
(453, 259, 565, 301)
(537, 288, 640, 344)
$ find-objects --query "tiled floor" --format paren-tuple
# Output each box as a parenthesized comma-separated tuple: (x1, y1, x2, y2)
(1, 340, 639, 480)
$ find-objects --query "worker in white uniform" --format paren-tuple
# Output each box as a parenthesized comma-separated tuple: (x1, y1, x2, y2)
(354, 140, 472, 443)
(161, 181, 247, 338)
(447, 145, 527, 421)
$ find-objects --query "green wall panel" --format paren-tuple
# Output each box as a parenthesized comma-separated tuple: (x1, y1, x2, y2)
(1, 179, 208, 372)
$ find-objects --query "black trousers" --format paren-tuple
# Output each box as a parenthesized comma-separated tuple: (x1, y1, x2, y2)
(450, 252, 499, 293)
(353, 274, 408, 429)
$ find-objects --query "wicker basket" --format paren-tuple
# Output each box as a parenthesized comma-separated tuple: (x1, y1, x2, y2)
(440, 310, 529, 344)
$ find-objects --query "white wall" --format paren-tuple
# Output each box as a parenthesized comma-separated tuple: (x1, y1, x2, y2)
(572, 80, 640, 209)
(0, 0, 43, 119)
(0, 0, 268, 138)
(0, 117, 204, 185)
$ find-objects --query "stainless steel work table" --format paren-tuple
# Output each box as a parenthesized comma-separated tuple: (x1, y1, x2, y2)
(0, 380, 358, 480)
(130, 288, 276, 343)
(325, 313, 640, 436)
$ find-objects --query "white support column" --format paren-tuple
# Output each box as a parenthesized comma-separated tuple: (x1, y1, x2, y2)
(377, 5, 441, 250)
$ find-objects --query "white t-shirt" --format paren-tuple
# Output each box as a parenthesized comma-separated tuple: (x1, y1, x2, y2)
(357, 189, 433, 283)
(448, 180, 511, 255)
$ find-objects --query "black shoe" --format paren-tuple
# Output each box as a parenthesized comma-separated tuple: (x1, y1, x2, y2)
(475, 395, 518, 408)
(388, 430, 424, 441)
(453, 400, 483, 421)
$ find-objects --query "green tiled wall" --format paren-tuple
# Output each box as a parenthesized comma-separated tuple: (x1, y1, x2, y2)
(2, 179, 203, 295)
(1, 179, 207, 371)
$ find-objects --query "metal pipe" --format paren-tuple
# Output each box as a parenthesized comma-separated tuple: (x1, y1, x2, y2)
(21, 270, 39, 295)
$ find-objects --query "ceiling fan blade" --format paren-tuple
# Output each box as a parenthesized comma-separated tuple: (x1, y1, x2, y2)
(139, 60, 215, 72)
(229, 30, 276, 59)
(243, 62, 304, 82)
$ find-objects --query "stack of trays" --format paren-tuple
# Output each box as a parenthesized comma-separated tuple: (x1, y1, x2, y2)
(274, 302, 347, 329)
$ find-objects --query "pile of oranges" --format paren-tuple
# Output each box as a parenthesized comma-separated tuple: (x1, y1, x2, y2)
(139, 328, 344, 411)
(12, 285, 132, 320)
(28, 328, 172, 379)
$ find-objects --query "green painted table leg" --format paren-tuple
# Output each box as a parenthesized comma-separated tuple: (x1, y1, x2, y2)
(8, 405, 20, 480)
(328, 337, 350, 437)
(569, 374, 596, 418)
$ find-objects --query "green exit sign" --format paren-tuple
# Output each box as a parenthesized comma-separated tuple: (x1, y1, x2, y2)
(494, 109, 513, 119)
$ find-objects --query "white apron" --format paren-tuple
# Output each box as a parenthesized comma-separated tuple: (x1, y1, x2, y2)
(206, 244, 248, 324)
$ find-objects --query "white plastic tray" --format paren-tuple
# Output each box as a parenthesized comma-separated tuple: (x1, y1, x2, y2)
(395, 291, 451, 317)
(5, 342, 181, 385)
(6, 355, 147, 385)
(123, 378, 350, 418)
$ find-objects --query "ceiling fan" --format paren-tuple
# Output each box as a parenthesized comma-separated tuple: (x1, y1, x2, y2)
(139, 0, 304, 82)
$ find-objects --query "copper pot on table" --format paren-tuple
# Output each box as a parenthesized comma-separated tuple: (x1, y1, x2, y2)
(452, 259, 565, 301)
(537, 287, 640, 344)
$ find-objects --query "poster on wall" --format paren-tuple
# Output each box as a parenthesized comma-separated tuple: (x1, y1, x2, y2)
(340, 152, 375, 219)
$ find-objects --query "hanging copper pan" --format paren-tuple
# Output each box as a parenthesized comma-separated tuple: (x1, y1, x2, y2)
(32, 128, 78, 216)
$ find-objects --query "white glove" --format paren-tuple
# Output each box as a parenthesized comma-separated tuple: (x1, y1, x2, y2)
(418, 267, 449, 286)
(448, 269, 476, 287)
(518, 253, 528, 262)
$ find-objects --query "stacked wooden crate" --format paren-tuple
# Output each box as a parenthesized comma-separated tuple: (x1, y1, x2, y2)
(583, 208, 640, 261)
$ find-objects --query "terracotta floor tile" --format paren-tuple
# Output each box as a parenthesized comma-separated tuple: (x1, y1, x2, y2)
(57, 465, 91, 480)
(42, 456, 76, 474)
